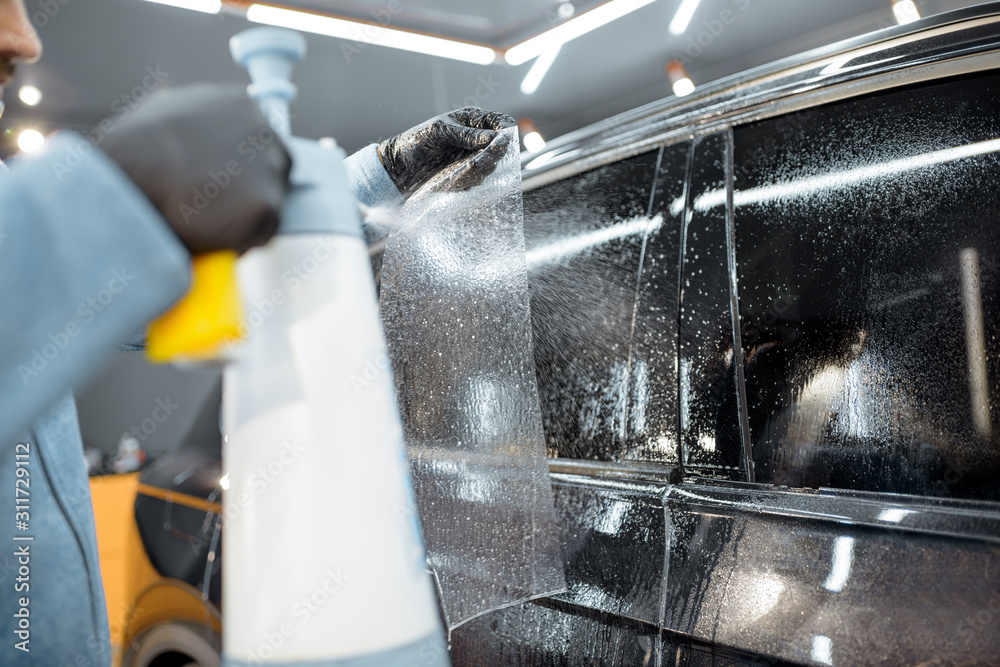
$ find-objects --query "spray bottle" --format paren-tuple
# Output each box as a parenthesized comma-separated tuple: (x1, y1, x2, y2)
(149, 27, 450, 667)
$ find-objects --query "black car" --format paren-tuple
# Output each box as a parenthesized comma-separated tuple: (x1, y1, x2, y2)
(127, 5, 1000, 665)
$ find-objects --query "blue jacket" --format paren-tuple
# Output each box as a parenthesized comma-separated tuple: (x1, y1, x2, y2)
(0, 133, 401, 665)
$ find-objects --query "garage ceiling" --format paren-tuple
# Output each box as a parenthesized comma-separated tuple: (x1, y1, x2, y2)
(286, 0, 566, 43)
(0, 0, 985, 158)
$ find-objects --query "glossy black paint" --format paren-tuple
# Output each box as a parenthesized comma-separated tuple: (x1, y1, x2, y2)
(660, 485, 1000, 665)
(735, 72, 1000, 501)
(454, 475, 1000, 665)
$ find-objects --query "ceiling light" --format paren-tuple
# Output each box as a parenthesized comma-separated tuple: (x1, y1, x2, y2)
(518, 118, 547, 153)
(666, 59, 695, 97)
(520, 46, 561, 95)
(506, 0, 657, 66)
(144, 0, 221, 14)
(523, 131, 546, 153)
(558, 2, 575, 19)
(668, 0, 703, 35)
(246, 4, 497, 65)
(17, 85, 41, 106)
(673, 77, 695, 97)
(891, 0, 920, 24)
(17, 129, 45, 153)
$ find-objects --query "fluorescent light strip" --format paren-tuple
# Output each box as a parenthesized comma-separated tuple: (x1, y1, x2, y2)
(520, 46, 561, 95)
(679, 137, 1000, 213)
(668, 0, 703, 36)
(506, 0, 657, 66)
(146, 0, 221, 14)
(246, 4, 497, 65)
(892, 0, 921, 25)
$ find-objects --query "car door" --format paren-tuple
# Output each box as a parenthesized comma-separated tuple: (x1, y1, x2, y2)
(453, 69, 1000, 666)
(688, 69, 1000, 665)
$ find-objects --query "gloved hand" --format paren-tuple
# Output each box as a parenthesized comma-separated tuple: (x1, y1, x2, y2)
(378, 106, 516, 198)
(101, 84, 290, 255)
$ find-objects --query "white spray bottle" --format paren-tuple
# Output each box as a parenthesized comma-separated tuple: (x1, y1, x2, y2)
(221, 27, 449, 667)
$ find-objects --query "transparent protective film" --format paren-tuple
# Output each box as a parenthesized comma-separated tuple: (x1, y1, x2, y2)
(379, 127, 567, 630)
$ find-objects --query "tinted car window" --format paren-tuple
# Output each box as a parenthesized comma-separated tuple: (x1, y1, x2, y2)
(524, 151, 660, 461)
(734, 73, 1000, 500)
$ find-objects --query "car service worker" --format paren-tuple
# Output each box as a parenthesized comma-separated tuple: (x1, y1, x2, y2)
(0, 0, 515, 663)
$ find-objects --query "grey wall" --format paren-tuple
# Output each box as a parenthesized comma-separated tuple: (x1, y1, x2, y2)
(75, 352, 221, 457)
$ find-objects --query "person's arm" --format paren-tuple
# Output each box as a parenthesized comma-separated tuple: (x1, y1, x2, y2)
(0, 132, 191, 444)
(344, 144, 404, 210)
(0, 84, 291, 444)
(344, 106, 517, 210)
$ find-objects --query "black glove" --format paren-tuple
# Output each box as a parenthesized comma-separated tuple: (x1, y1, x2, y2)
(101, 84, 291, 255)
(378, 106, 516, 198)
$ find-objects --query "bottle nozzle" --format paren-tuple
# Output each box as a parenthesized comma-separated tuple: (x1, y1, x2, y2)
(229, 27, 306, 136)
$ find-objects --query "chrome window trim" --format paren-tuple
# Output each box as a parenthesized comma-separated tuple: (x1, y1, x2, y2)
(522, 7, 1000, 192)
(548, 458, 678, 483)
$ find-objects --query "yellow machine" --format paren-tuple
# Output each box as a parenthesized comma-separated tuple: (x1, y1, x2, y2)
(90, 473, 221, 667)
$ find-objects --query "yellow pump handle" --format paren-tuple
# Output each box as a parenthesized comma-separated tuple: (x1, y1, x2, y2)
(145, 251, 244, 363)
